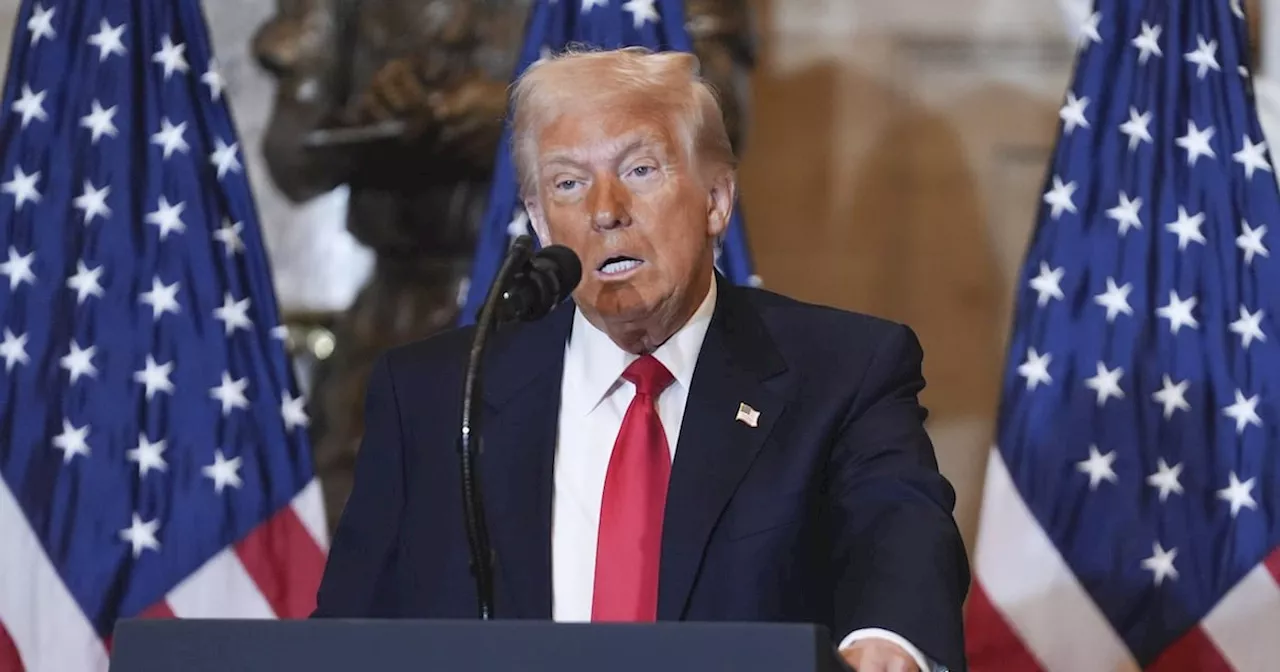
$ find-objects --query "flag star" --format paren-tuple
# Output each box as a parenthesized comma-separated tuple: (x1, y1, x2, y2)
(1237, 221, 1269, 265)
(202, 450, 244, 494)
(26, 3, 55, 45)
(210, 372, 250, 415)
(1156, 291, 1199, 334)
(127, 435, 168, 477)
(1223, 390, 1262, 434)
(1076, 445, 1117, 489)
(622, 0, 659, 28)
(152, 34, 189, 79)
(1093, 277, 1133, 322)
(1017, 347, 1052, 390)
(1028, 262, 1065, 306)
(73, 180, 111, 224)
(59, 341, 98, 384)
(214, 220, 245, 255)
(1229, 306, 1266, 349)
(1106, 191, 1143, 235)
(1184, 35, 1221, 79)
(66, 261, 105, 304)
(52, 419, 90, 464)
(539, 45, 554, 61)
(1146, 459, 1184, 502)
(87, 19, 127, 62)
(1077, 11, 1102, 48)
(282, 392, 310, 431)
(1152, 375, 1191, 420)
(0, 329, 28, 372)
(1142, 543, 1178, 587)
(1232, 0, 1245, 19)
(1042, 176, 1077, 219)
(1217, 472, 1258, 518)
(1232, 135, 1271, 180)
(1118, 107, 1153, 151)
(1165, 206, 1206, 250)
(214, 293, 253, 335)
(507, 209, 529, 238)
(270, 325, 290, 340)
(79, 100, 119, 144)
(1176, 121, 1216, 165)
(145, 196, 186, 240)
(133, 354, 175, 400)
(0, 247, 36, 290)
(139, 276, 181, 321)
(1084, 362, 1125, 406)
(1058, 92, 1090, 134)
(150, 118, 189, 159)
(580, 0, 608, 11)
(118, 513, 160, 558)
(1132, 21, 1162, 64)
(2, 166, 42, 210)
(11, 84, 47, 128)
(209, 138, 241, 179)
(202, 60, 226, 101)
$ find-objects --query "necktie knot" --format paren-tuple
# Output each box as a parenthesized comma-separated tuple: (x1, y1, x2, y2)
(622, 354, 674, 397)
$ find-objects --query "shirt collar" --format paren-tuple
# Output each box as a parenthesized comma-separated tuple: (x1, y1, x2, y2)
(565, 277, 717, 413)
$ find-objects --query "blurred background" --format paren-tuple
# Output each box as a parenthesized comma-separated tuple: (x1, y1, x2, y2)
(0, 0, 1275, 555)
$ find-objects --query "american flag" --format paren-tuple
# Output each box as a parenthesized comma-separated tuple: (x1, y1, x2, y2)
(458, 0, 759, 325)
(964, 1, 1280, 669)
(0, 1, 328, 670)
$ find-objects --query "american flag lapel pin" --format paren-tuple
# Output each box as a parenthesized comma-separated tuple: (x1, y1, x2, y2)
(735, 402, 760, 428)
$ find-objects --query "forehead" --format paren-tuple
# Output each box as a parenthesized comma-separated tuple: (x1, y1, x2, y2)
(536, 97, 682, 162)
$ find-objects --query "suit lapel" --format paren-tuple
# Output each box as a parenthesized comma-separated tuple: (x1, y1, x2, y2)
(479, 303, 574, 619)
(657, 279, 790, 620)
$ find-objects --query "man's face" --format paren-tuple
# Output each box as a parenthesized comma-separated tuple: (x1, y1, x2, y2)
(527, 97, 732, 335)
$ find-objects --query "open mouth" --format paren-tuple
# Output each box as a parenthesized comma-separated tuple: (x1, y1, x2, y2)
(597, 256, 644, 276)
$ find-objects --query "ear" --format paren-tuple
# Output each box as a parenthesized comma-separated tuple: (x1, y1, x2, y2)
(524, 197, 552, 247)
(705, 170, 736, 237)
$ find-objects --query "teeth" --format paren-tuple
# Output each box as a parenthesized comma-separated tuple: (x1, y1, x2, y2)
(600, 259, 642, 275)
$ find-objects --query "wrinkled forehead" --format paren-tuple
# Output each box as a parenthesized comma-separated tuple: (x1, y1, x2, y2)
(534, 95, 687, 166)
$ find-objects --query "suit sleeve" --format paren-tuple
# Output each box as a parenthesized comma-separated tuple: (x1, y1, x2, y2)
(827, 323, 970, 671)
(312, 353, 407, 617)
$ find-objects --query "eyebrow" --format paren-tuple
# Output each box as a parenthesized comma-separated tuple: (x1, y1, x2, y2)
(540, 135, 661, 169)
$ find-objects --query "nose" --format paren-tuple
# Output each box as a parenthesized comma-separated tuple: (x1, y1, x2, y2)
(252, 17, 303, 77)
(588, 177, 632, 232)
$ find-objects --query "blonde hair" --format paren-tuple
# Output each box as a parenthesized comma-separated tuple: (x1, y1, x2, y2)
(508, 46, 736, 198)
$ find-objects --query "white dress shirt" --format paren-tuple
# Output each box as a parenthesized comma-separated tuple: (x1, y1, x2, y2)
(549, 278, 941, 671)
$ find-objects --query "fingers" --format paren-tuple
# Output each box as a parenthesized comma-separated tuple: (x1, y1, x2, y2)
(355, 58, 434, 125)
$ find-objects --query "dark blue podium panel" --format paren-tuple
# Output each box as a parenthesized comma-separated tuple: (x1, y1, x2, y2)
(109, 619, 847, 672)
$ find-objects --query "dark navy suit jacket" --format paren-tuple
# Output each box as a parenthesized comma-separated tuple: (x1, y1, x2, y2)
(313, 275, 970, 671)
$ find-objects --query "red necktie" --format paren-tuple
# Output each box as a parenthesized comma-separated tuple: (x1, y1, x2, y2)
(591, 354, 674, 622)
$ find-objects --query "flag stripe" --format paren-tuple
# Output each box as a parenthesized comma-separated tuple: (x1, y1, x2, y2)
(165, 547, 276, 619)
(0, 617, 23, 672)
(234, 502, 325, 618)
(1199, 550, 1280, 670)
(962, 581, 1044, 672)
(290, 478, 330, 551)
(971, 449, 1139, 671)
(0, 476, 107, 672)
(1147, 626, 1232, 671)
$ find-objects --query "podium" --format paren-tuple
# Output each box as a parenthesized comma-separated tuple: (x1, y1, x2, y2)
(108, 618, 849, 671)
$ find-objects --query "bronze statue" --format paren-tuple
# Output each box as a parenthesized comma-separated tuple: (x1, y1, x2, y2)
(252, 0, 757, 532)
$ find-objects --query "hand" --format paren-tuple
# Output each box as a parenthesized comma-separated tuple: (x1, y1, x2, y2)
(350, 57, 437, 137)
(840, 639, 921, 672)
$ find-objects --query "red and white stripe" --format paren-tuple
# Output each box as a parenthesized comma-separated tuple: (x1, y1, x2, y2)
(0, 477, 328, 672)
(965, 447, 1280, 671)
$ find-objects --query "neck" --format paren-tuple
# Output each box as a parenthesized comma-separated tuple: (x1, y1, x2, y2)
(597, 272, 715, 355)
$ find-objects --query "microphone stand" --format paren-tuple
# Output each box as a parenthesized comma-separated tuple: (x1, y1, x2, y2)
(459, 234, 535, 621)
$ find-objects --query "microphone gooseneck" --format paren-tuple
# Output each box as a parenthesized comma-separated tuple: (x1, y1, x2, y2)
(458, 236, 581, 621)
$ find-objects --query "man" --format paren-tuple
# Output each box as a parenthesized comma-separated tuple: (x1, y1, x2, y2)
(314, 47, 970, 672)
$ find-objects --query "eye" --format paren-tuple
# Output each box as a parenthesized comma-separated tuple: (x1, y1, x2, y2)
(554, 179, 578, 191)
(630, 165, 655, 177)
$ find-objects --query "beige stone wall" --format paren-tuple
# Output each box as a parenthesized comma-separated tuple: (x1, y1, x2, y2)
(739, 0, 1076, 550)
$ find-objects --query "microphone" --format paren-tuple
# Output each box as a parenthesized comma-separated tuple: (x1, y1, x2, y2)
(499, 244, 582, 322)
(456, 235, 579, 621)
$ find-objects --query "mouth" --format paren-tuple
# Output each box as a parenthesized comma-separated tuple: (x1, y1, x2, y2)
(596, 255, 645, 279)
